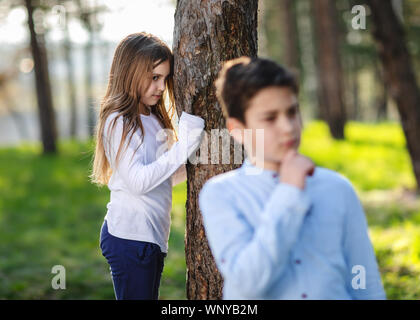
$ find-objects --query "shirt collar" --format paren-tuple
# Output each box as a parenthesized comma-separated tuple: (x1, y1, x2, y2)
(241, 157, 280, 180)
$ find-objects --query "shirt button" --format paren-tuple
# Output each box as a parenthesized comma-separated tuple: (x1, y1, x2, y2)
(295, 259, 301, 264)
(302, 293, 307, 299)
(272, 173, 278, 178)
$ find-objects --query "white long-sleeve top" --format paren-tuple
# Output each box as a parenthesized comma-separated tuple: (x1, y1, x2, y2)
(102, 111, 205, 253)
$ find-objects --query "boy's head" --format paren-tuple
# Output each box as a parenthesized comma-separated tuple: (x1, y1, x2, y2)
(215, 57, 302, 168)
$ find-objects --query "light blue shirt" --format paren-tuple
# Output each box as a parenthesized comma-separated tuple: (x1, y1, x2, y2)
(199, 158, 386, 300)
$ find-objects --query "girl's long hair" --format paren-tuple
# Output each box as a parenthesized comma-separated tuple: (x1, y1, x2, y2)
(90, 32, 176, 186)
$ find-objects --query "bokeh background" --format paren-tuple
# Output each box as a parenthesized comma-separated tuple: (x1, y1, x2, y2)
(0, 0, 420, 299)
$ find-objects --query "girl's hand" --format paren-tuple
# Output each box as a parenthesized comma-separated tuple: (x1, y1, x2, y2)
(279, 150, 315, 190)
(178, 112, 205, 141)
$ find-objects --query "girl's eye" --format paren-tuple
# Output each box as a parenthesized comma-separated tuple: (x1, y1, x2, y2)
(152, 75, 159, 81)
(264, 117, 275, 122)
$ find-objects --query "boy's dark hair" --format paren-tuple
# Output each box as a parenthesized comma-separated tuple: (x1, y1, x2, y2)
(215, 56, 298, 123)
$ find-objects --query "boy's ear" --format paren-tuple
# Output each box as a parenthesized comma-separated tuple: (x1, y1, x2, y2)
(226, 117, 245, 144)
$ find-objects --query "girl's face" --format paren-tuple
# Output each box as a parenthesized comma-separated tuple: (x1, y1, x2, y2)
(140, 60, 170, 108)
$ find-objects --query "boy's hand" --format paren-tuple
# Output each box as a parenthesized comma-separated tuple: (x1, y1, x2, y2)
(279, 150, 315, 190)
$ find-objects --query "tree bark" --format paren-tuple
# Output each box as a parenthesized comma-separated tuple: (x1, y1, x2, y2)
(25, 0, 57, 154)
(279, 0, 299, 73)
(365, 0, 420, 191)
(312, 0, 346, 139)
(173, 0, 258, 299)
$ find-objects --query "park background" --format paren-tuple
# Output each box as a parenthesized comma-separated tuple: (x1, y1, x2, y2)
(0, 0, 420, 299)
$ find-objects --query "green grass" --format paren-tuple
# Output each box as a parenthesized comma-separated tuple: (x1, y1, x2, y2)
(0, 121, 419, 299)
(300, 121, 416, 191)
(0, 139, 189, 299)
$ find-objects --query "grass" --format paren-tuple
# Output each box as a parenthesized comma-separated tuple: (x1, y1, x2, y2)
(0, 140, 188, 299)
(0, 121, 419, 299)
(300, 121, 416, 191)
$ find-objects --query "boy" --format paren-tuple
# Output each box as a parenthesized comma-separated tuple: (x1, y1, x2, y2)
(198, 57, 386, 300)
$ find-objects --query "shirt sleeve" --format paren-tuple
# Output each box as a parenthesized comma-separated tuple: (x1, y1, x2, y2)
(199, 180, 311, 298)
(342, 182, 387, 300)
(104, 112, 204, 196)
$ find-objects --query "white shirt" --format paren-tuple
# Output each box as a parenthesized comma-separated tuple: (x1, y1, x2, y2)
(103, 111, 205, 253)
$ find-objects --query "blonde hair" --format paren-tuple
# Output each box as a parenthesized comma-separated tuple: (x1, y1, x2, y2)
(90, 32, 177, 186)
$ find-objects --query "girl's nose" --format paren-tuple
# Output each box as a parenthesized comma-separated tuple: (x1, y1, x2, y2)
(158, 80, 166, 91)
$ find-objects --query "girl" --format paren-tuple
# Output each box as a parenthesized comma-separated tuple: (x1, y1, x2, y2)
(90, 32, 205, 300)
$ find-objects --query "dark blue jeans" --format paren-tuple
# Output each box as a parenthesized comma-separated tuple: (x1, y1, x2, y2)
(99, 220, 166, 300)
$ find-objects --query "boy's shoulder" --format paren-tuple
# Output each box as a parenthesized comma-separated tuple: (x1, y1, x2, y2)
(310, 166, 356, 195)
(200, 165, 358, 202)
(200, 166, 244, 198)
(203, 166, 243, 186)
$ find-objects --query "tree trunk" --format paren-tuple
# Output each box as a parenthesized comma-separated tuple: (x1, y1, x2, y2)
(296, 0, 319, 120)
(374, 61, 388, 121)
(366, 0, 420, 191)
(85, 31, 95, 137)
(257, 0, 268, 57)
(348, 54, 360, 121)
(173, 0, 258, 299)
(25, 0, 57, 154)
(63, 11, 77, 138)
(279, 0, 299, 73)
(312, 0, 346, 139)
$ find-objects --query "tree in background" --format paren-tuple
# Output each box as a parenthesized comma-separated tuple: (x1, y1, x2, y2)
(76, 0, 104, 138)
(24, 0, 57, 154)
(262, 0, 321, 119)
(262, 0, 300, 72)
(60, 1, 78, 138)
(173, 0, 258, 299)
(338, 0, 389, 122)
(366, 0, 420, 191)
(1, 0, 107, 143)
(312, 0, 347, 139)
(278, 0, 299, 73)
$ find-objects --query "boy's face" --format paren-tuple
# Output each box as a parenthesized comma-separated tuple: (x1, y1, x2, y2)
(227, 86, 302, 171)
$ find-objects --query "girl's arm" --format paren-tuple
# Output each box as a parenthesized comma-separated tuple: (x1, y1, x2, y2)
(104, 112, 204, 196)
(171, 164, 187, 187)
(199, 180, 311, 298)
